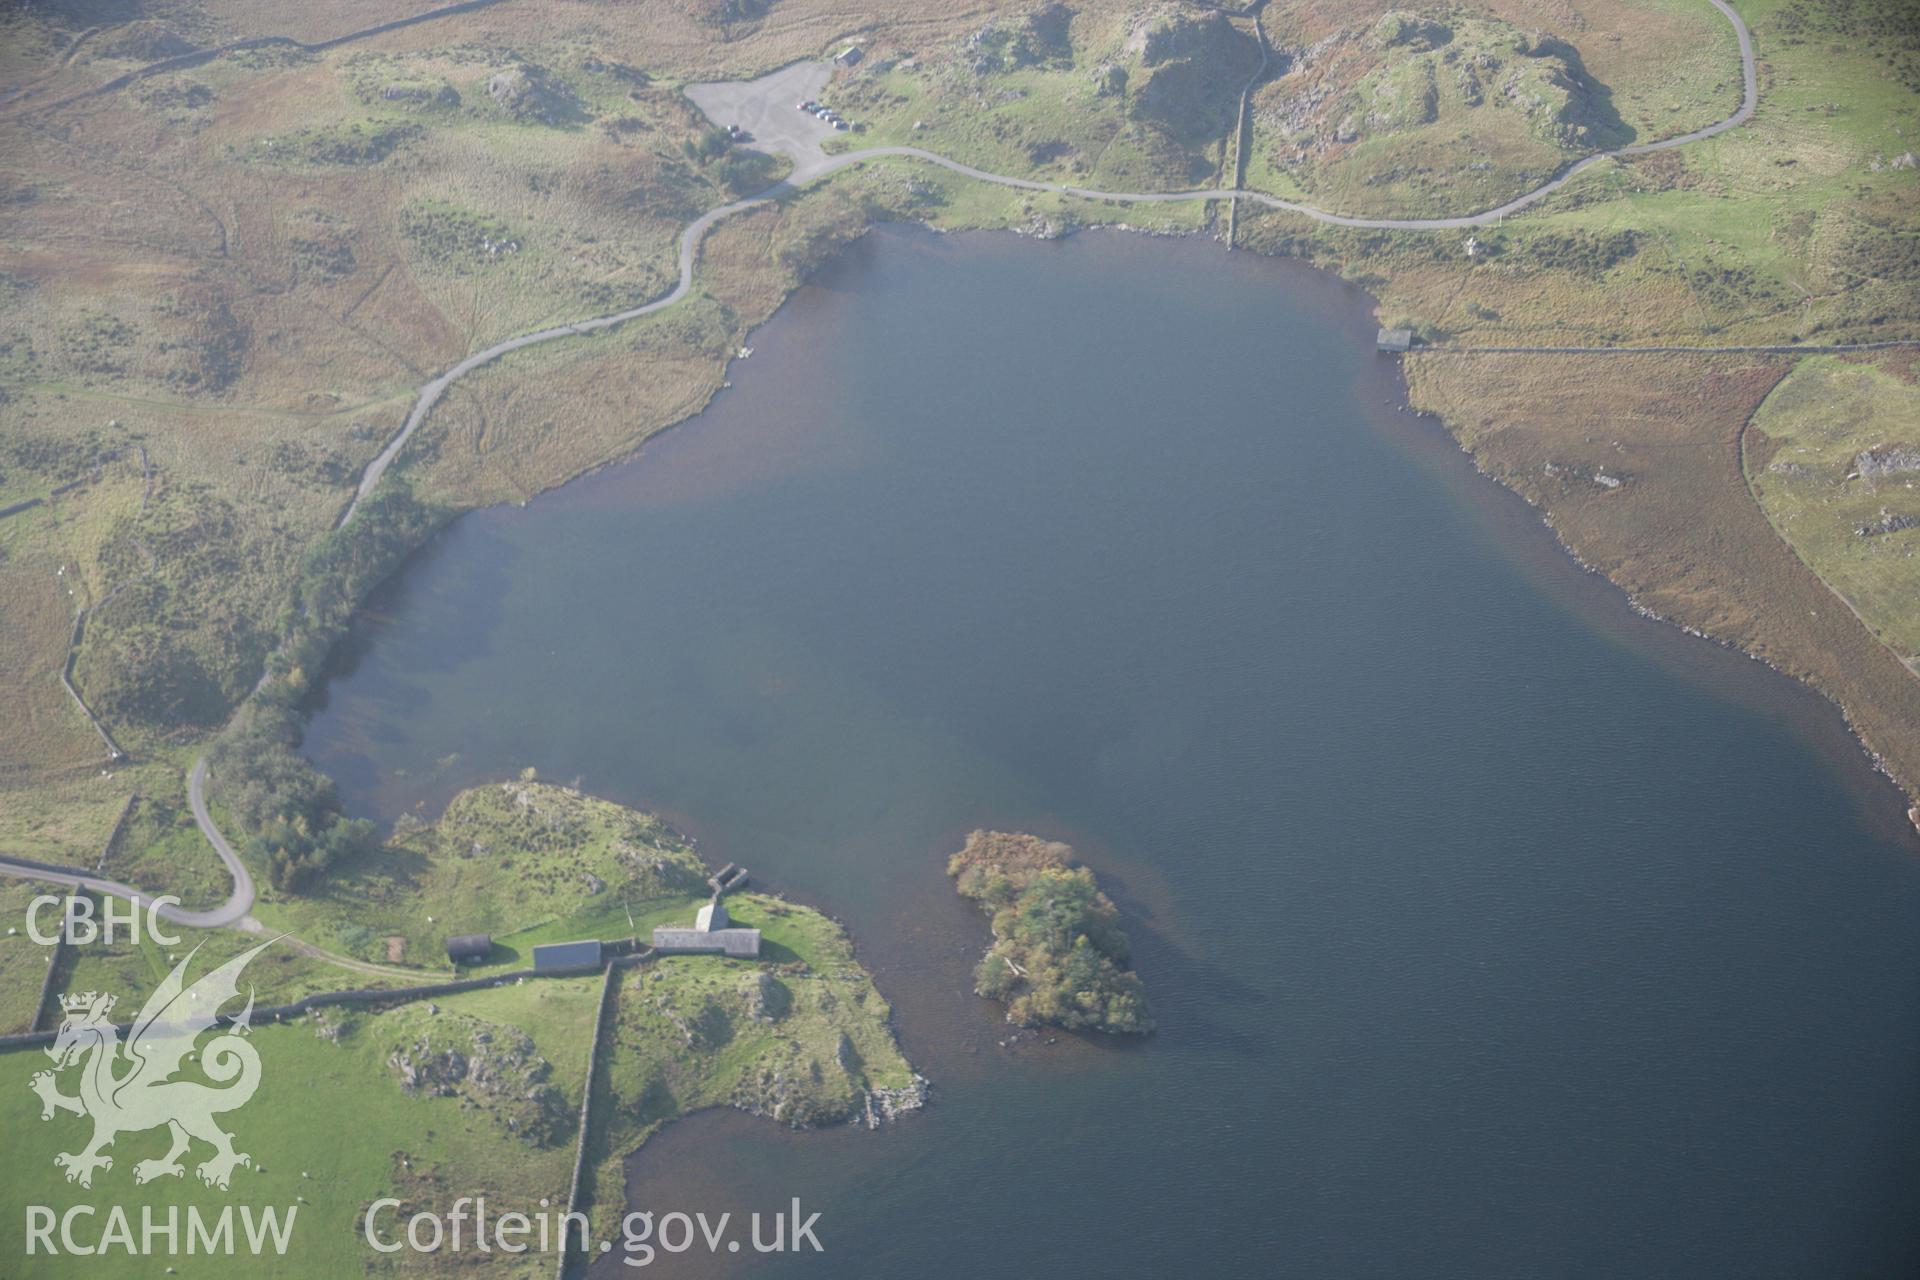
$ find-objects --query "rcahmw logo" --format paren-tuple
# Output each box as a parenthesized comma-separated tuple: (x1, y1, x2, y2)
(23, 940, 301, 1258)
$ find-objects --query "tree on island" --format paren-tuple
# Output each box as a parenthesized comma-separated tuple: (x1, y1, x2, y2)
(948, 831, 1154, 1035)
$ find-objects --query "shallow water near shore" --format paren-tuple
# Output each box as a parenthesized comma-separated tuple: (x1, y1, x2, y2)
(306, 225, 1920, 1279)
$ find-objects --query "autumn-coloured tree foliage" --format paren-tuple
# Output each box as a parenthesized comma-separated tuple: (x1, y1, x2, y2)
(948, 830, 1153, 1035)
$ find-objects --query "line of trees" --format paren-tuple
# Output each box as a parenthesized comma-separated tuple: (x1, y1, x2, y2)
(209, 476, 446, 892)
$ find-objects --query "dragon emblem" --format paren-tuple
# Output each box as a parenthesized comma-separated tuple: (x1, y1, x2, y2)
(29, 940, 272, 1191)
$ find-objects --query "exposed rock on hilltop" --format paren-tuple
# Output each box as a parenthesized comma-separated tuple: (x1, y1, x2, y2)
(1126, 4, 1230, 64)
(1262, 11, 1623, 160)
(486, 63, 580, 124)
(1125, 5, 1261, 142)
(1370, 12, 1452, 52)
(968, 1, 1078, 73)
(948, 830, 1154, 1035)
(833, 0, 1261, 179)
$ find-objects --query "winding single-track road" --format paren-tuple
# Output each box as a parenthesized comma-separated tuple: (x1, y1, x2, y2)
(0, 759, 251, 928)
(183, 756, 254, 926)
(13, 0, 1884, 946)
(345, 0, 1760, 516)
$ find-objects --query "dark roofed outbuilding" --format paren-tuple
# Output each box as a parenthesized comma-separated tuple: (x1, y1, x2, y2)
(446, 933, 493, 964)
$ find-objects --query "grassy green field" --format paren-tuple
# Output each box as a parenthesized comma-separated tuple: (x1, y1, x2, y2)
(0, 879, 61, 1035)
(0, 974, 596, 1279)
(55, 921, 375, 1012)
(1745, 353, 1920, 665)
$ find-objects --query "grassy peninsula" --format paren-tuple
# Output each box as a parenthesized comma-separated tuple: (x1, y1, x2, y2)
(949, 830, 1153, 1035)
(0, 781, 918, 1276)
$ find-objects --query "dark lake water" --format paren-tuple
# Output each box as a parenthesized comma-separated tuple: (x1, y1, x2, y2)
(306, 226, 1920, 1279)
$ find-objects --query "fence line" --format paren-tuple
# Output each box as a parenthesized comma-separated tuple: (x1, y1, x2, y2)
(557, 951, 652, 1280)
(94, 793, 138, 874)
(9, 0, 510, 116)
(1224, 2, 1270, 250)
(557, 965, 617, 1280)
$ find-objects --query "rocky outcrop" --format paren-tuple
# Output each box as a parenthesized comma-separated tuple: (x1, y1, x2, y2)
(1856, 444, 1920, 479)
(1125, 6, 1260, 142)
(1260, 14, 1614, 156)
(964, 2, 1078, 74)
(1090, 62, 1128, 96)
(859, 1076, 930, 1128)
(1369, 12, 1452, 51)
(652, 991, 735, 1050)
(733, 1056, 850, 1128)
(745, 971, 791, 1022)
(1501, 52, 1605, 147)
(486, 65, 578, 124)
(1857, 509, 1920, 538)
(387, 1014, 572, 1146)
(1126, 6, 1232, 66)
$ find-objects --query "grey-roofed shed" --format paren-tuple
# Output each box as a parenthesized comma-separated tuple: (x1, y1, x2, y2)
(532, 939, 604, 972)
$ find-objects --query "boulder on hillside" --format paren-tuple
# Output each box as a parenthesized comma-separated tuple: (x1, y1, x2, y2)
(486, 65, 579, 124)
